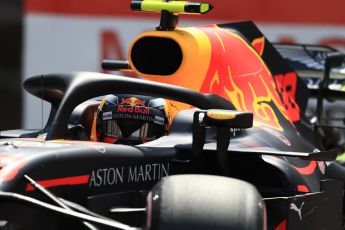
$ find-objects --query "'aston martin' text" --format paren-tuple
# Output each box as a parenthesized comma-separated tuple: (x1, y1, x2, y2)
(89, 162, 170, 187)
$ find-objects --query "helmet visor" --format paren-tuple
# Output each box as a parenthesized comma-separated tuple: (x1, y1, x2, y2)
(100, 105, 167, 144)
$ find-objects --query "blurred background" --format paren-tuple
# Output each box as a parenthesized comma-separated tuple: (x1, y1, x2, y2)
(0, 0, 344, 130)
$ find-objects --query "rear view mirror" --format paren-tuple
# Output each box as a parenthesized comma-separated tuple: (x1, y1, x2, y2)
(192, 109, 253, 160)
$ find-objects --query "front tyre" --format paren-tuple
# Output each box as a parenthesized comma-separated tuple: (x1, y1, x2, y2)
(146, 175, 266, 230)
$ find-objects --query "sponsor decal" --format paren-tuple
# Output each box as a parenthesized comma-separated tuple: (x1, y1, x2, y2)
(113, 113, 154, 122)
(290, 202, 304, 221)
(153, 116, 165, 125)
(89, 162, 169, 187)
(102, 111, 112, 120)
(121, 97, 145, 106)
(207, 110, 236, 120)
(274, 72, 300, 122)
(198, 26, 300, 131)
(117, 105, 150, 115)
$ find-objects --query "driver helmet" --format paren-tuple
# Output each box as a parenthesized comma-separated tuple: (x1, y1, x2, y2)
(95, 94, 171, 145)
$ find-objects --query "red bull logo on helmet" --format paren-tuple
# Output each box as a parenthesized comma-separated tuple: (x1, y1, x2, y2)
(118, 97, 150, 115)
(120, 97, 146, 106)
(117, 105, 150, 115)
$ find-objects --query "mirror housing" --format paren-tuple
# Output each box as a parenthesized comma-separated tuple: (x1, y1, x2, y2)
(202, 109, 253, 128)
(192, 109, 253, 160)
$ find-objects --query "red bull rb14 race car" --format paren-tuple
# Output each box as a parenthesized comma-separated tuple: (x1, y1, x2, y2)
(1, 1, 345, 229)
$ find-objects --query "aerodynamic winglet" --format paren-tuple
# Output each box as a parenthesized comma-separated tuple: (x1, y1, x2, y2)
(225, 148, 340, 161)
(201, 144, 340, 161)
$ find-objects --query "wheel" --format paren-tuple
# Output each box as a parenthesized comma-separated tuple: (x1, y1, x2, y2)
(146, 174, 266, 230)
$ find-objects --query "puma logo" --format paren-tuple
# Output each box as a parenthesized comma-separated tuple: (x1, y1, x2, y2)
(290, 202, 304, 220)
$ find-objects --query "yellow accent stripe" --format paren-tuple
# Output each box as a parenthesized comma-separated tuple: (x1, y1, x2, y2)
(98, 97, 106, 110)
(141, 1, 186, 13)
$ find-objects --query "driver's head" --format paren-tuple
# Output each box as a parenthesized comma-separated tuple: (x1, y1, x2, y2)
(96, 94, 170, 145)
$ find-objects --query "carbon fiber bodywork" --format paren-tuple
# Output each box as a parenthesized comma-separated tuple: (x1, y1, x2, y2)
(0, 19, 344, 230)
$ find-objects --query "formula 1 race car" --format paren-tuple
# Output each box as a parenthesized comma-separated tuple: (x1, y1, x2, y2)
(1, 1, 345, 229)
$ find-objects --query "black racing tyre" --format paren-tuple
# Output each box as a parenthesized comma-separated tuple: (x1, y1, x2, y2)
(146, 175, 266, 230)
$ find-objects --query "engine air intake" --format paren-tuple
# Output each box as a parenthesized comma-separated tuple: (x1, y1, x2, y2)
(130, 37, 182, 75)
